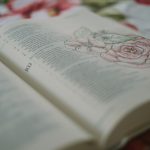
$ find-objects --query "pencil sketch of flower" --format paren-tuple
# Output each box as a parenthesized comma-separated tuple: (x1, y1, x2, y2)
(100, 36, 150, 68)
(65, 27, 150, 68)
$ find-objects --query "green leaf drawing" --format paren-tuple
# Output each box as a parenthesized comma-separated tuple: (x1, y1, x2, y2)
(74, 27, 92, 39)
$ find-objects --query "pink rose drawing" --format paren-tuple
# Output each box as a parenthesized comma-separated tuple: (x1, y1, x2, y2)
(65, 27, 150, 68)
(100, 36, 150, 68)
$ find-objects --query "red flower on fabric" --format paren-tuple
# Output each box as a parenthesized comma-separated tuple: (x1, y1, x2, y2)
(123, 130, 150, 150)
(135, 0, 150, 5)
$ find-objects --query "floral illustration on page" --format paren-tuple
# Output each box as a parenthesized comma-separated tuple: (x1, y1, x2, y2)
(64, 27, 150, 68)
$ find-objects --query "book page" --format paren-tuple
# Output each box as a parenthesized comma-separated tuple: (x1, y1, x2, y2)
(0, 9, 150, 148)
(0, 62, 95, 150)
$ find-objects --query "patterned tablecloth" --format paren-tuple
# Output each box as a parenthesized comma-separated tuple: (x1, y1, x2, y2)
(121, 129, 150, 150)
(0, 0, 150, 38)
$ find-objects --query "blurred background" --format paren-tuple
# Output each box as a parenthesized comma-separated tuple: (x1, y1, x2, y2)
(0, 0, 150, 38)
(0, 0, 149, 149)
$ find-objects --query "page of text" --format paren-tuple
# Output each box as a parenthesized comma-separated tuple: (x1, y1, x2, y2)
(0, 62, 92, 150)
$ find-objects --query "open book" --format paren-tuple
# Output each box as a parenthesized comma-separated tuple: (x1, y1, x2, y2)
(0, 9, 150, 150)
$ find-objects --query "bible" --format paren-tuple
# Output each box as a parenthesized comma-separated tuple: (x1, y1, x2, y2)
(0, 9, 150, 150)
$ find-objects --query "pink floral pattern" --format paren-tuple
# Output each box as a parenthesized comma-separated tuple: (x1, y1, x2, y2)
(65, 27, 150, 68)
(101, 37, 150, 68)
